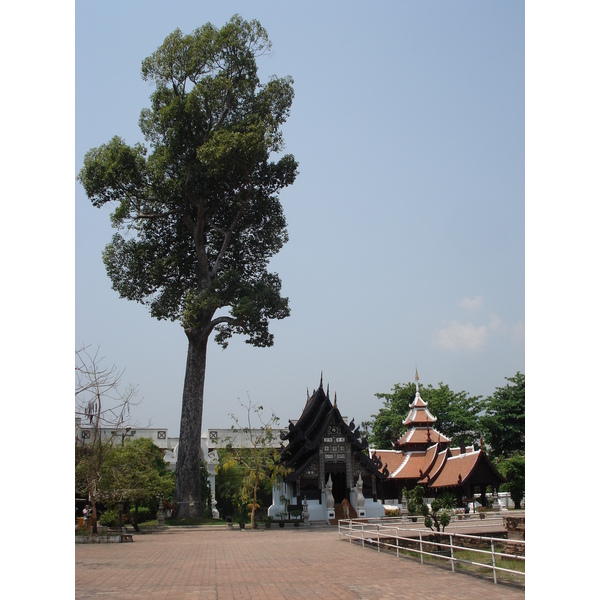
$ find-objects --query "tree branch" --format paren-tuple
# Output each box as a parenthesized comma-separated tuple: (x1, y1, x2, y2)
(210, 187, 252, 277)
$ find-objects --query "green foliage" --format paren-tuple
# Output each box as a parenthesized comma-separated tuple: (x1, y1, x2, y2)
(216, 458, 247, 518)
(98, 508, 119, 528)
(481, 372, 525, 459)
(407, 486, 451, 532)
(75, 346, 139, 533)
(367, 382, 482, 449)
(368, 383, 416, 449)
(218, 400, 290, 529)
(77, 15, 298, 339)
(97, 438, 175, 507)
(78, 14, 298, 518)
(496, 454, 525, 508)
(437, 492, 457, 510)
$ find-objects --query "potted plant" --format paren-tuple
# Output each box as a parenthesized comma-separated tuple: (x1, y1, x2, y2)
(235, 504, 249, 529)
(290, 510, 302, 527)
(264, 516, 273, 529)
(277, 512, 286, 527)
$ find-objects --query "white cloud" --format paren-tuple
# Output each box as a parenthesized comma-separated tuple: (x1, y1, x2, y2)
(458, 295, 484, 311)
(432, 313, 524, 353)
(489, 313, 504, 332)
(432, 320, 489, 352)
(510, 320, 525, 344)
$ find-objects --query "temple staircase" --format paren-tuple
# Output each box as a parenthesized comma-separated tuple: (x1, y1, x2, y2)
(329, 501, 357, 526)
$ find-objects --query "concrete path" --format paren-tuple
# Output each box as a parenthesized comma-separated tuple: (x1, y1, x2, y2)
(75, 526, 524, 599)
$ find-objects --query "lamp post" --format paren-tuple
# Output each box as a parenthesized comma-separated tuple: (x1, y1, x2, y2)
(302, 496, 309, 524)
(157, 496, 165, 527)
(118, 501, 124, 531)
(121, 426, 135, 445)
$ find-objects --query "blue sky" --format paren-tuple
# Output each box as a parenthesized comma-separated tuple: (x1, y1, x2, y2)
(75, 1, 525, 435)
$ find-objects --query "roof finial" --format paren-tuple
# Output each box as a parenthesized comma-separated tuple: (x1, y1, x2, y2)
(334, 392, 337, 409)
(415, 365, 420, 393)
(320, 371, 323, 388)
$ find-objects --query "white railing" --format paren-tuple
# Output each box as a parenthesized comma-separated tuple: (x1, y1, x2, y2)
(338, 518, 524, 585)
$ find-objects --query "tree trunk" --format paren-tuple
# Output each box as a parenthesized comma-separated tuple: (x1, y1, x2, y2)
(174, 327, 209, 519)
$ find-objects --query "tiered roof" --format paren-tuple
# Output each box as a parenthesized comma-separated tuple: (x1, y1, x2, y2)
(394, 370, 450, 451)
(370, 369, 503, 491)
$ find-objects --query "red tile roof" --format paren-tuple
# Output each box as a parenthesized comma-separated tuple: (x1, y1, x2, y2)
(427, 450, 481, 488)
(396, 427, 450, 446)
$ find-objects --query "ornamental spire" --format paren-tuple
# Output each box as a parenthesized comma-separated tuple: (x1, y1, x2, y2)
(415, 365, 420, 393)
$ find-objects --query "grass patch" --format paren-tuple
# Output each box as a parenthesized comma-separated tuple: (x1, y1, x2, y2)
(163, 518, 226, 527)
(376, 539, 525, 586)
(129, 518, 227, 528)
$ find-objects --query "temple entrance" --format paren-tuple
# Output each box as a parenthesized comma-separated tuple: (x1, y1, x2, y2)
(327, 470, 347, 503)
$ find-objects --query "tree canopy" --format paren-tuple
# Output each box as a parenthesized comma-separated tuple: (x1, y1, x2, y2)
(480, 372, 525, 459)
(78, 15, 298, 518)
(99, 438, 174, 505)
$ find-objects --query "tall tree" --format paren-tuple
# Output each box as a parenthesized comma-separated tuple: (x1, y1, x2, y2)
(78, 16, 298, 517)
(480, 371, 525, 459)
(367, 381, 482, 449)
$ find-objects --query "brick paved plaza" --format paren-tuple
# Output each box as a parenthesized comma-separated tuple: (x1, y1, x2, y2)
(75, 526, 525, 599)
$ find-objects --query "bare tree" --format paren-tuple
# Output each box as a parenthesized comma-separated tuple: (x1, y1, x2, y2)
(75, 346, 138, 533)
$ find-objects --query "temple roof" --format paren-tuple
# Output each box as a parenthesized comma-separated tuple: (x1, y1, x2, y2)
(402, 406, 437, 426)
(371, 444, 503, 488)
(281, 378, 384, 481)
(427, 450, 504, 489)
(395, 426, 450, 447)
(369, 369, 504, 491)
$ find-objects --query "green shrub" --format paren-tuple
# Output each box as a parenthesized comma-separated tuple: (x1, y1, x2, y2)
(98, 508, 119, 528)
(135, 506, 153, 523)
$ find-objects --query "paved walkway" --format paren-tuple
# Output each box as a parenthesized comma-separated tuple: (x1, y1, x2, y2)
(75, 526, 525, 599)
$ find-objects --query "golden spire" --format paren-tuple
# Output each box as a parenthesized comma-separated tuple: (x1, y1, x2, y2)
(415, 365, 420, 393)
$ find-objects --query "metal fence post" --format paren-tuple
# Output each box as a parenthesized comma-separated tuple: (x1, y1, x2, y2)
(490, 538, 497, 584)
(395, 527, 399, 558)
(419, 530, 423, 565)
(449, 533, 455, 573)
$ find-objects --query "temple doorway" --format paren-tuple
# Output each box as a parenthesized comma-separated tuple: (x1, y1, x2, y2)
(327, 470, 347, 503)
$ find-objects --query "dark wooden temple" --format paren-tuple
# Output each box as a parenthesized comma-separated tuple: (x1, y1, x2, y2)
(279, 377, 386, 519)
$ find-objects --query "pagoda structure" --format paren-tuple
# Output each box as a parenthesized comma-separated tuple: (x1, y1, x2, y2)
(270, 377, 385, 523)
(370, 369, 504, 507)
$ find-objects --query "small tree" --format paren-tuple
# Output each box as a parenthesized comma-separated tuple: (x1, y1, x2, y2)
(219, 398, 289, 529)
(75, 346, 138, 533)
(408, 485, 451, 533)
(98, 437, 175, 531)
